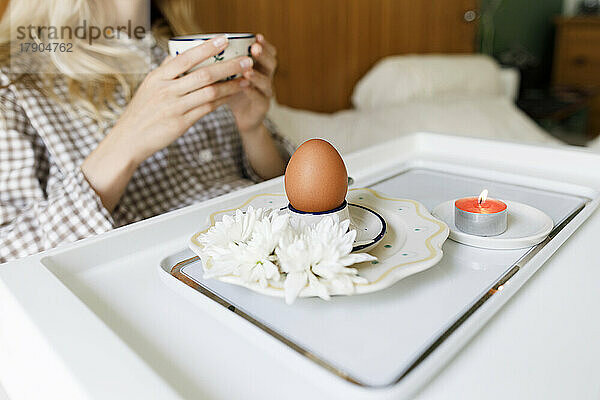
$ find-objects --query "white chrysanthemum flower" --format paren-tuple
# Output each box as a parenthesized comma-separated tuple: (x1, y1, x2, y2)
(235, 211, 289, 287)
(197, 207, 376, 304)
(197, 206, 264, 278)
(277, 215, 376, 304)
(276, 230, 315, 304)
(199, 206, 268, 249)
(197, 207, 289, 288)
(308, 217, 374, 292)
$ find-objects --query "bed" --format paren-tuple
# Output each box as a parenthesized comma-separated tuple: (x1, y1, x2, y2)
(193, 1, 569, 154)
(267, 54, 562, 155)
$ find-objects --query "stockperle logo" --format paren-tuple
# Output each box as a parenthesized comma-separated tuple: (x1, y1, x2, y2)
(16, 20, 147, 46)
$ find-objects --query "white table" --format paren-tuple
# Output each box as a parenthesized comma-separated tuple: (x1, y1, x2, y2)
(1, 133, 599, 400)
(416, 210, 600, 400)
(0, 383, 9, 400)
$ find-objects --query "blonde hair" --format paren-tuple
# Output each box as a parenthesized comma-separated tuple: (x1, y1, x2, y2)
(0, 0, 201, 121)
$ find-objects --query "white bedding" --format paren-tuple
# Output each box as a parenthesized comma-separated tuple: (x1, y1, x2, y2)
(351, 55, 505, 109)
(269, 97, 559, 155)
(268, 54, 566, 154)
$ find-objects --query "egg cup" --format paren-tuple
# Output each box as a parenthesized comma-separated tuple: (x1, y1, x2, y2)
(287, 200, 350, 226)
(287, 200, 386, 252)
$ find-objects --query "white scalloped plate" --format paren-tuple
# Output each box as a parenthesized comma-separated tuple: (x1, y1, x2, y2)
(188, 188, 449, 298)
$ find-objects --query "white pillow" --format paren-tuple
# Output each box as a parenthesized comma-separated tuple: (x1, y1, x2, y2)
(351, 54, 504, 109)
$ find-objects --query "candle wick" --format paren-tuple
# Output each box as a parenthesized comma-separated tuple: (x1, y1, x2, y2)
(478, 189, 489, 205)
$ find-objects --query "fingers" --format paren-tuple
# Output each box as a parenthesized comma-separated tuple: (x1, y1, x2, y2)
(250, 43, 277, 77)
(161, 36, 229, 79)
(234, 86, 270, 114)
(243, 69, 273, 98)
(182, 97, 231, 127)
(172, 56, 253, 94)
(180, 78, 250, 112)
(160, 55, 173, 66)
(256, 34, 276, 57)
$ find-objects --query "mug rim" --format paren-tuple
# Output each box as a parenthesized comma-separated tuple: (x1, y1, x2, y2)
(170, 33, 255, 42)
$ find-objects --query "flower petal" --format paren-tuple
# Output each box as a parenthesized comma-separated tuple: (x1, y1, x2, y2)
(284, 272, 307, 304)
(308, 273, 331, 301)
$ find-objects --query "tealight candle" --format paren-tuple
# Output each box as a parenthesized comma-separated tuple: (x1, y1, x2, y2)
(454, 190, 507, 236)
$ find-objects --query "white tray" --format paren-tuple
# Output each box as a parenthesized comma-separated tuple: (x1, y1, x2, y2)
(2, 133, 600, 400)
(160, 165, 589, 388)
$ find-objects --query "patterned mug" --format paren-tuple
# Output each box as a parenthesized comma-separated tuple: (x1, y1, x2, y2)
(168, 33, 256, 76)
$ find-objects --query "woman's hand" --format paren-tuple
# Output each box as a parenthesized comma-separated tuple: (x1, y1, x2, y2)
(82, 36, 253, 211)
(119, 36, 253, 164)
(227, 34, 277, 135)
(226, 34, 287, 180)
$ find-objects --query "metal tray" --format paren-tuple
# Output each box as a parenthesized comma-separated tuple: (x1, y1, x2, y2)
(160, 163, 590, 389)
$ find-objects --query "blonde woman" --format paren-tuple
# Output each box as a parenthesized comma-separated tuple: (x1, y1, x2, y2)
(0, 0, 291, 263)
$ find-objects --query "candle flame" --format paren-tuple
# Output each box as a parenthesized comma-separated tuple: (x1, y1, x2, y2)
(478, 189, 488, 205)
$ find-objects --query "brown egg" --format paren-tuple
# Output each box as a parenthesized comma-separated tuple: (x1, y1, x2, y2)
(285, 139, 348, 212)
